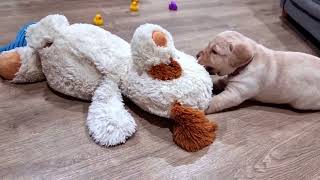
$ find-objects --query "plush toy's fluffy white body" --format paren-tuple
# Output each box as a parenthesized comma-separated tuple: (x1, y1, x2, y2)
(21, 15, 131, 100)
(123, 24, 212, 117)
(6, 15, 212, 146)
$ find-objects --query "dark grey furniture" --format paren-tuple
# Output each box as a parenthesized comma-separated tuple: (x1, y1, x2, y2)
(281, 0, 320, 41)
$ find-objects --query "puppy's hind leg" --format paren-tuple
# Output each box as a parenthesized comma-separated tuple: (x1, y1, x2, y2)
(291, 98, 320, 111)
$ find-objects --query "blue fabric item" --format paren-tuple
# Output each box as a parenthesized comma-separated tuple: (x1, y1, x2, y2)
(0, 22, 35, 53)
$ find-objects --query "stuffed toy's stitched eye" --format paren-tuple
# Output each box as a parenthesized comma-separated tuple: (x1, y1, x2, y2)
(44, 41, 53, 48)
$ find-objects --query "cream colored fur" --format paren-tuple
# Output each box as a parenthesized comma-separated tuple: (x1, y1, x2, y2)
(198, 31, 320, 113)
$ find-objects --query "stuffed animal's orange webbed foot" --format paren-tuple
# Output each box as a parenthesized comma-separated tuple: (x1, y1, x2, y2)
(170, 102, 217, 152)
(0, 51, 21, 80)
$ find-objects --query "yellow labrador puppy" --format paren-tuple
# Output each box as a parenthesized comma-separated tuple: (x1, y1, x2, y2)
(197, 31, 320, 114)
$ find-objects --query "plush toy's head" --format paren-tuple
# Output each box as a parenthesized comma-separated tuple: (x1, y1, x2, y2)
(131, 24, 179, 75)
(129, 23, 217, 152)
(26, 14, 69, 50)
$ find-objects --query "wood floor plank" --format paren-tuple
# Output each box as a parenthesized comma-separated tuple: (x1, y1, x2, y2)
(1, 0, 320, 179)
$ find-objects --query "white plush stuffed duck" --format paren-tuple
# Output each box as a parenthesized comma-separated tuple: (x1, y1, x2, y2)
(0, 15, 217, 152)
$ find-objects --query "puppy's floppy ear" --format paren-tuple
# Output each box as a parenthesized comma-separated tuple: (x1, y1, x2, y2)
(229, 43, 253, 68)
(212, 44, 223, 54)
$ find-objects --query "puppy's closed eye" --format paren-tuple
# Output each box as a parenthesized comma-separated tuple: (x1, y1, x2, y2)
(229, 43, 233, 52)
(211, 44, 221, 55)
(211, 48, 218, 55)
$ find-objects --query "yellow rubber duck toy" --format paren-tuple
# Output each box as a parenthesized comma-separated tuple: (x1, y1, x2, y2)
(93, 14, 104, 26)
(130, 1, 139, 12)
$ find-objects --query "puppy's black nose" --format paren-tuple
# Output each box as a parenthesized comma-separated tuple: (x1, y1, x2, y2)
(196, 52, 202, 59)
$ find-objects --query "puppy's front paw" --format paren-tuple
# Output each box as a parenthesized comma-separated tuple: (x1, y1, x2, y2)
(205, 103, 221, 114)
(212, 78, 227, 94)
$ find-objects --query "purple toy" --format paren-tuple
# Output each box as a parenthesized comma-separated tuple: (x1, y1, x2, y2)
(169, 0, 178, 11)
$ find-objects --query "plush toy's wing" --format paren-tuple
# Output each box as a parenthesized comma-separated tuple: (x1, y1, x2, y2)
(65, 23, 131, 80)
(87, 77, 136, 146)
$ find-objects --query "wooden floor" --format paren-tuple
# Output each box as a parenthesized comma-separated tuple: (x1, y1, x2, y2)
(1, 0, 320, 179)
